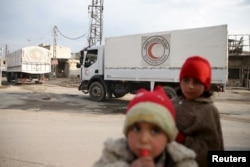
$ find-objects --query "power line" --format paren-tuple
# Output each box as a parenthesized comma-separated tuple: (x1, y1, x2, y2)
(55, 26, 88, 40)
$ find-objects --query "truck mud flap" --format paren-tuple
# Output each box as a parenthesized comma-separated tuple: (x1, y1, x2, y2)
(78, 81, 89, 91)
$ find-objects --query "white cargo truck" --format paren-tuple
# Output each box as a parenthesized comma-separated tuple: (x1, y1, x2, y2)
(78, 25, 228, 101)
(6, 46, 51, 83)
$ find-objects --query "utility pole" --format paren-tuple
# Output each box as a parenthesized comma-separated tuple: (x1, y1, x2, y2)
(53, 25, 58, 78)
(88, 0, 104, 46)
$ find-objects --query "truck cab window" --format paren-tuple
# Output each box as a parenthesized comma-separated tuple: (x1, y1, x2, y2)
(84, 49, 97, 68)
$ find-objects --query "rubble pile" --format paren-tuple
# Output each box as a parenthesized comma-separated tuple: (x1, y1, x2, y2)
(59, 78, 81, 88)
(47, 78, 81, 88)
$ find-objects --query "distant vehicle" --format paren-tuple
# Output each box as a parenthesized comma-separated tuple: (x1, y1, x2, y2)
(6, 46, 51, 84)
(77, 25, 228, 101)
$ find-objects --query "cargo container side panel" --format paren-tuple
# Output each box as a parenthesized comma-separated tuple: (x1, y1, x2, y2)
(170, 25, 227, 68)
(8, 50, 15, 67)
(105, 68, 226, 84)
(21, 63, 51, 74)
(7, 49, 22, 68)
(105, 35, 142, 68)
(105, 25, 227, 70)
(19, 50, 23, 66)
(23, 47, 51, 64)
(104, 25, 227, 85)
(105, 33, 172, 68)
(105, 68, 179, 82)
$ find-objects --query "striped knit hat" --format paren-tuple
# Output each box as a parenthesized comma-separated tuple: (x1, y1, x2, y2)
(123, 86, 178, 142)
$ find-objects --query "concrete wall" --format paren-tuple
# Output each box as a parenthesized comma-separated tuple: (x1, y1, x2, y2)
(66, 59, 80, 78)
(42, 45, 71, 59)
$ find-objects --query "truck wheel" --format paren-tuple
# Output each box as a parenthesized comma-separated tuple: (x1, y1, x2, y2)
(89, 81, 106, 101)
(113, 92, 126, 98)
(163, 86, 177, 99)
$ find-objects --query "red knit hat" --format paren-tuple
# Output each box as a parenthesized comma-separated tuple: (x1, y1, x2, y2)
(180, 56, 211, 89)
(123, 86, 178, 141)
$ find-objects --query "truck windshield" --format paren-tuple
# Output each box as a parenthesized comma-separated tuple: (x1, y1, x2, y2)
(84, 49, 97, 68)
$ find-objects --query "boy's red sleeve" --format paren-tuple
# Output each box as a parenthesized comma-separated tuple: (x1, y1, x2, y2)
(175, 132, 186, 143)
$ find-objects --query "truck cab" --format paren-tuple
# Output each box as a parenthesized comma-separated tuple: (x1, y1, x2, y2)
(78, 45, 107, 101)
(81, 46, 104, 80)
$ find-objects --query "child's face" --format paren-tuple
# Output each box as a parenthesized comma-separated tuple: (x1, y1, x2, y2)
(127, 122, 168, 158)
(180, 77, 205, 99)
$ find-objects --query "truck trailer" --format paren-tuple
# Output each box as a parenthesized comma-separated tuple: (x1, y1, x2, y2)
(78, 25, 228, 101)
(6, 46, 51, 84)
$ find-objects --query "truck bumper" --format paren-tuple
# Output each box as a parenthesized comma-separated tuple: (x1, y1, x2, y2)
(78, 80, 89, 93)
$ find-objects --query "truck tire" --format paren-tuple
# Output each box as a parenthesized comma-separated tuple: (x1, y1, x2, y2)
(89, 81, 106, 101)
(113, 92, 126, 98)
(163, 86, 177, 99)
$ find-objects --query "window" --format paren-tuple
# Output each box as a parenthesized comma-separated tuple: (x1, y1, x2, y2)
(84, 49, 97, 68)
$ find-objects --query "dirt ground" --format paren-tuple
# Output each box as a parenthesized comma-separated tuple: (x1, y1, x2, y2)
(0, 77, 250, 167)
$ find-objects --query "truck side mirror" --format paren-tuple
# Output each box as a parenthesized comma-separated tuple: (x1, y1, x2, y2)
(80, 50, 84, 65)
(76, 63, 81, 68)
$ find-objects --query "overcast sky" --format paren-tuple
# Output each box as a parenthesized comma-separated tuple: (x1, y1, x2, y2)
(0, 0, 250, 54)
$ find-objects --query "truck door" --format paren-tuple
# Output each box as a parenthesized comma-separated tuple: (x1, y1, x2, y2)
(81, 49, 98, 80)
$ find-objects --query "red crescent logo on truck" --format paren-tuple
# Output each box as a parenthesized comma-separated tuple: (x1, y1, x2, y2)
(142, 36, 170, 66)
(147, 42, 159, 60)
(85, 69, 89, 75)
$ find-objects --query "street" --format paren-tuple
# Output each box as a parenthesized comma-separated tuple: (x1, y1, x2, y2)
(0, 78, 250, 167)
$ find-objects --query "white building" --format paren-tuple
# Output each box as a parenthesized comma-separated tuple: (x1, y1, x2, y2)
(40, 44, 80, 78)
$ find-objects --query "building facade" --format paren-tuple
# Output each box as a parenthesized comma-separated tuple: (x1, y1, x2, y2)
(228, 34, 250, 88)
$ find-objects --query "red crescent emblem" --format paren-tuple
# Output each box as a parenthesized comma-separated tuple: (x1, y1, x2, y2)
(147, 42, 159, 60)
(85, 69, 89, 75)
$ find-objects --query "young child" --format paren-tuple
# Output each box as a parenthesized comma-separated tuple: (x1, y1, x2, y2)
(93, 86, 197, 167)
(172, 56, 224, 167)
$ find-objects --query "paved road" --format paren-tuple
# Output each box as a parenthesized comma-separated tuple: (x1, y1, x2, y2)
(0, 80, 250, 167)
(0, 110, 124, 167)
